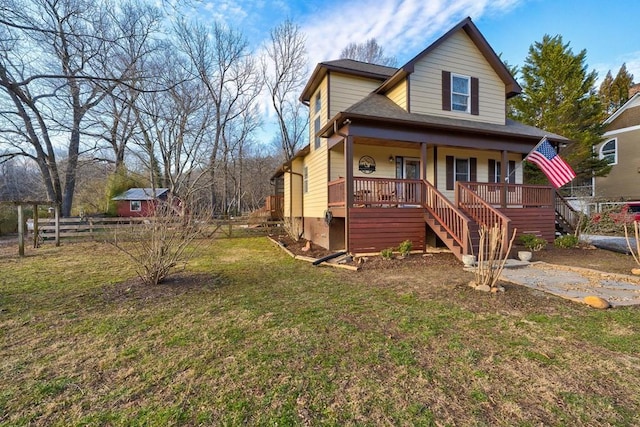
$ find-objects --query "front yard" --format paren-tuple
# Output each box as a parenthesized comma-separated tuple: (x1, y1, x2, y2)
(1, 237, 639, 425)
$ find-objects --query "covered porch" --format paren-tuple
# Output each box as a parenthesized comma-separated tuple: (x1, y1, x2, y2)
(327, 175, 557, 256)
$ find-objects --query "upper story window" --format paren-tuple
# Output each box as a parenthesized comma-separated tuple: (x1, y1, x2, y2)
(314, 91, 321, 114)
(313, 91, 321, 149)
(442, 71, 479, 115)
(451, 74, 470, 113)
(599, 138, 617, 165)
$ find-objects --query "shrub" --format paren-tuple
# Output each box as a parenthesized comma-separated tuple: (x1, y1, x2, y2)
(397, 240, 413, 256)
(519, 234, 547, 251)
(554, 234, 579, 248)
(380, 248, 394, 260)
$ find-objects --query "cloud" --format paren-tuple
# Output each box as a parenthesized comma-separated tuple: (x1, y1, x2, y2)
(300, 0, 523, 67)
(593, 52, 640, 86)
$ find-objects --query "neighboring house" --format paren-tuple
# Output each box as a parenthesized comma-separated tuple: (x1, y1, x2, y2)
(272, 17, 571, 259)
(595, 92, 640, 201)
(111, 188, 170, 217)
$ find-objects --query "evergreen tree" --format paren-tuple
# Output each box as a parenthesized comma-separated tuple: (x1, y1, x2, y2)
(509, 35, 610, 184)
(599, 64, 634, 114)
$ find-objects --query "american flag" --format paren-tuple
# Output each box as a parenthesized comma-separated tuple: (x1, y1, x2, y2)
(525, 137, 576, 188)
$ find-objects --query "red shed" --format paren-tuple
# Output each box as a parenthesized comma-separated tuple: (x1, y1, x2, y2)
(112, 188, 169, 217)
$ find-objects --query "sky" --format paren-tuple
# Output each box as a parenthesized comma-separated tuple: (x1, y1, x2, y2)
(195, 0, 639, 83)
(191, 0, 640, 141)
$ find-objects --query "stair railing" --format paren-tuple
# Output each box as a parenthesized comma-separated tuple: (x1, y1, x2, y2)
(456, 182, 512, 250)
(422, 180, 470, 255)
(554, 190, 579, 232)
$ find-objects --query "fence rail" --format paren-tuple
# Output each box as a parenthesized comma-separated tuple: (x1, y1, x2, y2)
(28, 216, 283, 241)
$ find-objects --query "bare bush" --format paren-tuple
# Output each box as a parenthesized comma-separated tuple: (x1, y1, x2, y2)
(474, 224, 517, 290)
(110, 195, 212, 286)
(624, 221, 640, 267)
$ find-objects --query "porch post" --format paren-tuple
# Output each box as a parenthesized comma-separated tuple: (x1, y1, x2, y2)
(420, 142, 428, 206)
(345, 135, 354, 252)
(501, 150, 508, 208)
(420, 142, 427, 180)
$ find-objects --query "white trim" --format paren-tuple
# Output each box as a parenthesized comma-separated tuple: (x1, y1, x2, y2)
(599, 138, 618, 165)
(603, 92, 640, 125)
(603, 124, 640, 136)
(451, 73, 470, 113)
(130, 200, 142, 212)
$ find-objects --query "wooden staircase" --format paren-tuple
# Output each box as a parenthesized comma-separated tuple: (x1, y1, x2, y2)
(421, 180, 510, 260)
(554, 190, 579, 234)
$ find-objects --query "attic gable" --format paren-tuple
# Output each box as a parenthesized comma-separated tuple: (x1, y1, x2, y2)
(377, 17, 520, 98)
(300, 59, 396, 104)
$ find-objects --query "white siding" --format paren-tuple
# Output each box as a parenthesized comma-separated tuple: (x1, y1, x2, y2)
(409, 30, 506, 125)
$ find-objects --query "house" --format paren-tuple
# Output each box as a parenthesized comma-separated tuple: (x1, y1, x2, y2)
(272, 17, 572, 259)
(111, 188, 170, 217)
(594, 92, 640, 202)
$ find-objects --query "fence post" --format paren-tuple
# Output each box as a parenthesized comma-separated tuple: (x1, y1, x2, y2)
(54, 205, 60, 247)
(18, 204, 24, 257)
(33, 204, 39, 248)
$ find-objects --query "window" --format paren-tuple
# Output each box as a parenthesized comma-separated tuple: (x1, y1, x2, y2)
(314, 117, 321, 149)
(455, 158, 469, 182)
(442, 71, 478, 115)
(130, 200, 141, 212)
(303, 166, 308, 193)
(446, 155, 476, 190)
(599, 138, 617, 165)
(313, 91, 322, 150)
(489, 160, 516, 183)
(451, 74, 470, 112)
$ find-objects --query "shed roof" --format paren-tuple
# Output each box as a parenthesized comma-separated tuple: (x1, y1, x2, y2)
(112, 188, 169, 201)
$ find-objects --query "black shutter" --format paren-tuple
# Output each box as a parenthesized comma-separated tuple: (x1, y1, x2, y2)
(446, 155, 454, 190)
(442, 71, 451, 111)
(470, 157, 477, 182)
(488, 159, 496, 183)
(508, 160, 516, 184)
(471, 77, 479, 115)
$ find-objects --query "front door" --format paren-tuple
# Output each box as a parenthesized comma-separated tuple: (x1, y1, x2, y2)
(396, 157, 421, 204)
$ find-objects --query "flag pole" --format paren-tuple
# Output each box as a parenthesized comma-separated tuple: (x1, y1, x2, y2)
(524, 135, 548, 162)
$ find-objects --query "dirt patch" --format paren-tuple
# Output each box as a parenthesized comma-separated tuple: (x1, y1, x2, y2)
(271, 232, 640, 276)
(97, 272, 227, 305)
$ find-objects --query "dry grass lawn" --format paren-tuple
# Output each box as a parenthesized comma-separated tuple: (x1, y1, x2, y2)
(1, 236, 639, 426)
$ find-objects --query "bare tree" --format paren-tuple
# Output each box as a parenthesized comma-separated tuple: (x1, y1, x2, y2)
(0, 0, 162, 216)
(340, 38, 397, 66)
(175, 20, 263, 210)
(263, 19, 308, 161)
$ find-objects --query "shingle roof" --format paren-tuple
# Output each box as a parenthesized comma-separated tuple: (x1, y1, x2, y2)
(336, 93, 568, 142)
(300, 59, 397, 103)
(319, 59, 397, 78)
(112, 188, 169, 201)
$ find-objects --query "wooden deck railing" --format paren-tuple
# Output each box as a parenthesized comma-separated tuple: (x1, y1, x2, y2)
(328, 177, 423, 207)
(463, 182, 554, 207)
(554, 190, 580, 232)
(423, 180, 469, 253)
(265, 195, 284, 219)
(456, 182, 511, 248)
(328, 177, 345, 207)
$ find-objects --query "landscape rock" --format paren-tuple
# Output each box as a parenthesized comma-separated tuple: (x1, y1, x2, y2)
(476, 284, 491, 292)
(583, 295, 610, 309)
(631, 268, 640, 276)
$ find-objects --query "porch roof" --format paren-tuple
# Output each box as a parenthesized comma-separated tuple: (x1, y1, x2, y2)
(319, 93, 570, 144)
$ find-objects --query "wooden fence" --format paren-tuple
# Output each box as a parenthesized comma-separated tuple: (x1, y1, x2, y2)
(29, 216, 283, 242)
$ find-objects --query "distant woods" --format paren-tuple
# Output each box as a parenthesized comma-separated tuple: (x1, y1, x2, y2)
(0, 1, 304, 217)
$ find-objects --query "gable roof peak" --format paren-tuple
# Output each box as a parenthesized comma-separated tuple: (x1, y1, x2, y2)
(377, 16, 521, 98)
